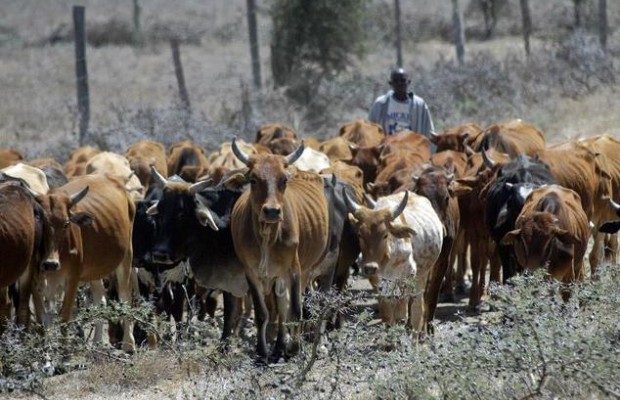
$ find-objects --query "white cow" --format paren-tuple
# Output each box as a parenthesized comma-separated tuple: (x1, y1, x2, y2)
(345, 190, 443, 334)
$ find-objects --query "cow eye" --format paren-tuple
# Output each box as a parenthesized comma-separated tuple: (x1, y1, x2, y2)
(64, 219, 71, 228)
(249, 176, 257, 185)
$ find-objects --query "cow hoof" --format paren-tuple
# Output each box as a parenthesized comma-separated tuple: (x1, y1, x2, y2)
(122, 342, 136, 354)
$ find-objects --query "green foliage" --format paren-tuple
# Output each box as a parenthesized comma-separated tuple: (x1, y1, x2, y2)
(270, 0, 369, 92)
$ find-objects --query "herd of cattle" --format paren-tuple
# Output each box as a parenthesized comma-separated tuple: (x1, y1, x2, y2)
(1, 118, 620, 363)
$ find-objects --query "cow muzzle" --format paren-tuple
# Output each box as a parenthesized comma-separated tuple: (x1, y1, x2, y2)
(41, 260, 61, 272)
(151, 251, 176, 266)
(261, 205, 282, 223)
(362, 262, 379, 277)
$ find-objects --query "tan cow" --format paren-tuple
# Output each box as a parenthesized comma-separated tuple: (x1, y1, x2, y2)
(34, 174, 137, 352)
(124, 139, 168, 190)
(476, 119, 546, 157)
(167, 140, 210, 182)
(64, 145, 100, 177)
(86, 151, 145, 201)
(227, 139, 329, 362)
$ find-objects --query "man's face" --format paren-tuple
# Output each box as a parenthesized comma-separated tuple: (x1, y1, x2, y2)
(390, 73, 409, 97)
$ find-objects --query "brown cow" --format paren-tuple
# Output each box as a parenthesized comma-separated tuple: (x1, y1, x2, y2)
(476, 119, 546, 157)
(167, 140, 210, 182)
(319, 136, 354, 163)
(429, 123, 484, 153)
(255, 123, 297, 145)
(339, 119, 384, 147)
(124, 139, 168, 190)
(64, 145, 100, 177)
(33, 174, 137, 352)
(227, 139, 329, 362)
(579, 134, 620, 274)
(502, 185, 589, 300)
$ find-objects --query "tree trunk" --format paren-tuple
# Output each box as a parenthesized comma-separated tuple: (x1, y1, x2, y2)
(246, 0, 262, 89)
(452, 0, 465, 66)
(599, 0, 607, 50)
(574, 0, 585, 29)
(394, 0, 403, 67)
(519, 0, 532, 56)
(73, 6, 89, 145)
(132, 0, 142, 47)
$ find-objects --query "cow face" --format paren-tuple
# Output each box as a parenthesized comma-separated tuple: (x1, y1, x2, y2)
(36, 186, 92, 271)
(344, 191, 414, 278)
(231, 138, 303, 224)
(502, 212, 578, 271)
(144, 172, 218, 266)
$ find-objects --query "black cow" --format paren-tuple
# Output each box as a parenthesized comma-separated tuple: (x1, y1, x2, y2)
(314, 174, 360, 329)
(483, 151, 556, 283)
(144, 167, 247, 344)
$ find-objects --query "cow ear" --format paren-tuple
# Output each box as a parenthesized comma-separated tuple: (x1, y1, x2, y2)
(222, 172, 248, 190)
(146, 201, 159, 216)
(501, 229, 520, 246)
(388, 223, 415, 239)
(347, 213, 360, 226)
(70, 212, 93, 226)
(554, 228, 579, 245)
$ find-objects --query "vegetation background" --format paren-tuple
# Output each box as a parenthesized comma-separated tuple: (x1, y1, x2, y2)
(1, 0, 620, 399)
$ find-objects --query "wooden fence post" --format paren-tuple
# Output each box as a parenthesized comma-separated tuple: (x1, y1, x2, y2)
(73, 6, 90, 145)
(246, 0, 261, 89)
(132, 0, 142, 47)
(394, 0, 403, 67)
(452, 0, 465, 66)
(171, 39, 191, 113)
(599, 0, 607, 51)
(520, 0, 532, 56)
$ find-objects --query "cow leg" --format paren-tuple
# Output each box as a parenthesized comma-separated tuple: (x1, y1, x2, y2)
(604, 233, 618, 266)
(273, 277, 294, 362)
(220, 291, 241, 345)
(590, 231, 605, 278)
(247, 276, 269, 362)
(0, 286, 11, 333)
(89, 279, 107, 345)
(114, 253, 136, 353)
(16, 265, 37, 330)
(409, 268, 431, 337)
(59, 272, 81, 341)
(468, 237, 485, 310)
(426, 237, 453, 324)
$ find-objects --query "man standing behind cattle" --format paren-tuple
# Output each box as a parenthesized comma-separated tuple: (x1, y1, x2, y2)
(368, 68, 436, 145)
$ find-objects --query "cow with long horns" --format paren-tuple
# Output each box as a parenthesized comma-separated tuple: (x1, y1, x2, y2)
(226, 138, 330, 362)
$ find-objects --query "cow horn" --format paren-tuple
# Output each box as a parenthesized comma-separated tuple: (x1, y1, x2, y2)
(363, 193, 377, 209)
(391, 191, 409, 221)
(481, 148, 496, 168)
(343, 187, 363, 215)
(189, 178, 213, 194)
(429, 130, 439, 142)
(195, 193, 219, 231)
(231, 137, 250, 165)
(464, 143, 476, 156)
(69, 186, 89, 207)
(151, 166, 168, 186)
(285, 141, 305, 165)
(608, 196, 620, 216)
